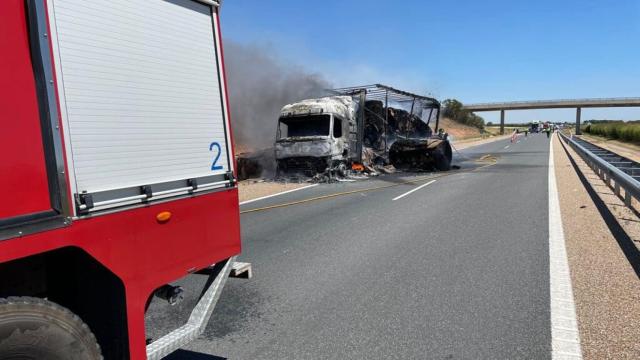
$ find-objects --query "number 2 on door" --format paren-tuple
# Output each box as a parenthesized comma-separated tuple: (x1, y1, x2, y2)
(209, 142, 223, 171)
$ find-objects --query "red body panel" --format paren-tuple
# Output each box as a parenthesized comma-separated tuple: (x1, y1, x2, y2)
(0, 2, 241, 359)
(0, 190, 241, 359)
(0, 1, 52, 219)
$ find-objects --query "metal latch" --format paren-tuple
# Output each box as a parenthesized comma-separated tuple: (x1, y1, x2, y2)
(225, 171, 236, 187)
(188, 178, 198, 192)
(75, 192, 94, 211)
(141, 185, 153, 200)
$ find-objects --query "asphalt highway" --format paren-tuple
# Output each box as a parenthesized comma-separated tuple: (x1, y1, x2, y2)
(147, 133, 554, 359)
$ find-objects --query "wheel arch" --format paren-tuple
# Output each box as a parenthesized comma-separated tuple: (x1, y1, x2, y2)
(0, 246, 130, 359)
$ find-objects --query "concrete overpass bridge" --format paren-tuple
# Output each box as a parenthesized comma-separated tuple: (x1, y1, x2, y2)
(464, 97, 640, 134)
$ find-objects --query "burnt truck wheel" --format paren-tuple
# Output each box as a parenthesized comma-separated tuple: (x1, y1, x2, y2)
(0, 297, 103, 360)
(333, 162, 348, 177)
(434, 143, 453, 171)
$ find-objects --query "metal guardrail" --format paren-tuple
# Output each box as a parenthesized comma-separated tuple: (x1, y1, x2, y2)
(560, 132, 640, 208)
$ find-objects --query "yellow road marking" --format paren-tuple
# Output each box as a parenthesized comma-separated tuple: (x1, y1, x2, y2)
(240, 161, 496, 214)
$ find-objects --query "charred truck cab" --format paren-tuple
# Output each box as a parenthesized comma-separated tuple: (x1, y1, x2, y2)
(275, 96, 356, 177)
(275, 84, 452, 178)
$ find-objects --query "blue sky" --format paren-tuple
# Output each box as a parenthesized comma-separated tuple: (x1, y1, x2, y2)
(221, 0, 640, 123)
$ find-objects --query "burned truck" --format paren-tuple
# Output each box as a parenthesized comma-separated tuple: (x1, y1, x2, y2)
(275, 96, 356, 177)
(275, 84, 452, 177)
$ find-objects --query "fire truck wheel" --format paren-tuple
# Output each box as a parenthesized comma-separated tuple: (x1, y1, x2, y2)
(0, 297, 103, 360)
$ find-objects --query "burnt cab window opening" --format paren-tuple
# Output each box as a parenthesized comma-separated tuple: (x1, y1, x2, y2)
(278, 114, 331, 139)
(333, 118, 343, 138)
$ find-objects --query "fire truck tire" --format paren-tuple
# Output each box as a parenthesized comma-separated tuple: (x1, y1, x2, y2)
(0, 297, 103, 360)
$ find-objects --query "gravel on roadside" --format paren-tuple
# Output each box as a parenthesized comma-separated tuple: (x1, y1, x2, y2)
(554, 135, 640, 359)
(578, 134, 640, 163)
(238, 180, 309, 203)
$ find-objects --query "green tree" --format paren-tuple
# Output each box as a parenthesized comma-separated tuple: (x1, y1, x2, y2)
(442, 98, 485, 130)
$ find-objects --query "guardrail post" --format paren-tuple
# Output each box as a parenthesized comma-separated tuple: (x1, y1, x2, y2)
(500, 109, 505, 135)
(561, 132, 639, 211)
(575, 107, 582, 135)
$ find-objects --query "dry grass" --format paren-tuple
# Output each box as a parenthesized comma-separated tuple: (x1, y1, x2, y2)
(484, 125, 528, 135)
(578, 134, 640, 162)
(438, 117, 482, 140)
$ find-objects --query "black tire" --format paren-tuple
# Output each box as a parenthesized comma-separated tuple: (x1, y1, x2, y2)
(434, 143, 452, 171)
(0, 297, 102, 360)
(335, 162, 347, 177)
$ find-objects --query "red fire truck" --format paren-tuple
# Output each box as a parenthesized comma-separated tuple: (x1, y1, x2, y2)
(0, 0, 247, 358)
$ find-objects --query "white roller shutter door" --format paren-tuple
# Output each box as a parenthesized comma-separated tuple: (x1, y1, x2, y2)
(47, 0, 232, 213)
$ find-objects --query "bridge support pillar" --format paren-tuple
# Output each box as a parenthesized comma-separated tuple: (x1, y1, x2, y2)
(575, 107, 582, 135)
(500, 109, 505, 135)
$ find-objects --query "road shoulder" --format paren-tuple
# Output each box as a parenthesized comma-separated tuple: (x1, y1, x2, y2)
(238, 180, 310, 203)
(452, 134, 512, 150)
(554, 135, 640, 359)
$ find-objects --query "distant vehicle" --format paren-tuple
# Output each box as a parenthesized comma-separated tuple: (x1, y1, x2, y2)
(530, 122, 540, 133)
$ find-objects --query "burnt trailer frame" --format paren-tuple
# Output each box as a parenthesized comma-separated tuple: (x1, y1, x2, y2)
(330, 84, 441, 163)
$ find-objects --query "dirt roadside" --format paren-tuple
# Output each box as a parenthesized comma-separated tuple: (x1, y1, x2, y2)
(485, 125, 527, 135)
(237, 181, 309, 203)
(554, 134, 640, 359)
(439, 117, 482, 139)
(578, 134, 640, 163)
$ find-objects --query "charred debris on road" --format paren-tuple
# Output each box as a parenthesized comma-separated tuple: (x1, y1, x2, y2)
(237, 84, 453, 182)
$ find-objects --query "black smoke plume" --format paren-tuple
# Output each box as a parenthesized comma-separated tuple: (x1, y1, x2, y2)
(223, 41, 332, 151)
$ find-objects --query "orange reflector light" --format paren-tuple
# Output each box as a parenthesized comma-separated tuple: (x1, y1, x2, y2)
(352, 163, 364, 172)
(156, 211, 172, 223)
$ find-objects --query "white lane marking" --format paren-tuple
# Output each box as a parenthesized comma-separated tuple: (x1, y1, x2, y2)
(392, 180, 436, 201)
(504, 145, 510, 149)
(239, 184, 319, 205)
(548, 134, 583, 359)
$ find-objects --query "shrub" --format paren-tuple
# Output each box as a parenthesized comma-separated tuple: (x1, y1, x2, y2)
(442, 99, 485, 130)
(584, 122, 640, 143)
